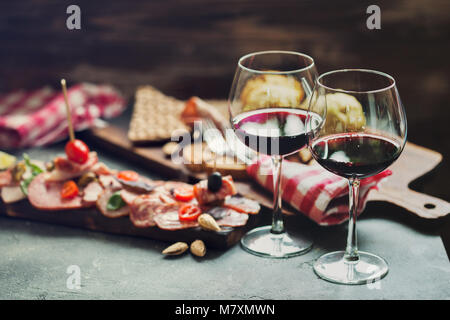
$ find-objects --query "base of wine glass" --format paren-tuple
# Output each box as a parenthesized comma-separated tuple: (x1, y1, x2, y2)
(240, 226, 313, 258)
(313, 251, 388, 285)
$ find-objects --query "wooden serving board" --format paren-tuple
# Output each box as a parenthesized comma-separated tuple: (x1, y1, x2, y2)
(90, 125, 450, 220)
(0, 200, 258, 250)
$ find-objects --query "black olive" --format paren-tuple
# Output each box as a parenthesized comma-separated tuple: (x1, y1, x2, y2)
(207, 172, 222, 192)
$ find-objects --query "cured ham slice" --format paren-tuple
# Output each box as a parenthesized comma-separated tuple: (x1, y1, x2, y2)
(223, 195, 260, 214)
(153, 207, 198, 230)
(98, 174, 122, 190)
(46, 152, 98, 182)
(163, 181, 192, 192)
(1, 184, 26, 203)
(205, 206, 228, 220)
(193, 175, 237, 205)
(91, 162, 117, 176)
(28, 173, 84, 210)
(216, 208, 249, 227)
(96, 188, 129, 218)
(0, 170, 12, 188)
(129, 194, 163, 227)
(203, 207, 249, 227)
(153, 206, 248, 230)
(82, 181, 104, 205)
(122, 181, 193, 206)
(118, 177, 163, 194)
(159, 192, 177, 205)
(121, 189, 140, 206)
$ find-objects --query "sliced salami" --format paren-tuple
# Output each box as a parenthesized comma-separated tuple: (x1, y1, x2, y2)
(96, 188, 129, 218)
(223, 195, 260, 214)
(153, 207, 198, 230)
(46, 152, 98, 182)
(82, 181, 104, 205)
(28, 173, 84, 210)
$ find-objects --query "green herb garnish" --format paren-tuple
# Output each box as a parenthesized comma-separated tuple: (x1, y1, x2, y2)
(19, 153, 44, 196)
(106, 191, 126, 211)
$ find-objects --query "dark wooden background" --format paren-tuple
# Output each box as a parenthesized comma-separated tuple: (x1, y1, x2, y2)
(0, 0, 449, 200)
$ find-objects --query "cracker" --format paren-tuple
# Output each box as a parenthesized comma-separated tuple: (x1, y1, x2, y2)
(128, 86, 190, 143)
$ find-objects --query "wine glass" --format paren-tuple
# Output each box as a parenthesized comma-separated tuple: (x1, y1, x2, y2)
(307, 69, 407, 284)
(228, 51, 318, 258)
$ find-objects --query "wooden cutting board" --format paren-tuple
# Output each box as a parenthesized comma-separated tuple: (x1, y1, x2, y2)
(89, 125, 450, 220)
(0, 200, 259, 249)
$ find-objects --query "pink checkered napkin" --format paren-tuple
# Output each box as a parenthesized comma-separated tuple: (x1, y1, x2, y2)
(0, 83, 125, 149)
(247, 156, 392, 226)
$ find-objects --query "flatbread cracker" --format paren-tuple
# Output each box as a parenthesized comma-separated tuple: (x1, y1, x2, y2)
(128, 86, 190, 143)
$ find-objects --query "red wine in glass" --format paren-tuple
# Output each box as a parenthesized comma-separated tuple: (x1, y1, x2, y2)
(233, 107, 309, 156)
(228, 51, 318, 258)
(307, 69, 407, 284)
(310, 133, 402, 179)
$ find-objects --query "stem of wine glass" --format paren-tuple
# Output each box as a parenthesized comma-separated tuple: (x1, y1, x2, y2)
(344, 178, 360, 262)
(271, 155, 285, 235)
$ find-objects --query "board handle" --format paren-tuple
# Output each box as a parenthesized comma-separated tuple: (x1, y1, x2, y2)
(369, 187, 450, 219)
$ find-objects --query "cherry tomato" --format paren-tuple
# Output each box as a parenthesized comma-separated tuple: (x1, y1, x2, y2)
(173, 187, 195, 202)
(117, 170, 139, 181)
(65, 139, 90, 164)
(193, 184, 200, 200)
(61, 180, 79, 199)
(178, 204, 202, 221)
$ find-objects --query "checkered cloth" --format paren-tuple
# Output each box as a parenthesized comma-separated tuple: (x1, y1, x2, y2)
(247, 155, 392, 226)
(0, 83, 125, 149)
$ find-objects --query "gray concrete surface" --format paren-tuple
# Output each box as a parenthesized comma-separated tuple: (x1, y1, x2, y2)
(1, 211, 449, 300)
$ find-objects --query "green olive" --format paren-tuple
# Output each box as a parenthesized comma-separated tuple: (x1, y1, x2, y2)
(11, 162, 26, 182)
(77, 172, 97, 188)
(45, 160, 55, 172)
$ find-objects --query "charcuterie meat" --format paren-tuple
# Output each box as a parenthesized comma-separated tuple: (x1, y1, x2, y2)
(215, 208, 249, 227)
(117, 177, 162, 194)
(158, 192, 177, 205)
(120, 189, 140, 206)
(0, 170, 12, 188)
(0, 149, 261, 233)
(163, 181, 192, 194)
(96, 188, 129, 218)
(98, 174, 122, 190)
(154, 206, 199, 230)
(223, 195, 260, 214)
(193, 175, 237, 205)
(91, 162, 117, 176)
(129, 194, 162, 227)
(82, 181, 104, 205)
(205, 206, 229, 220)
(28, 173, 84, 210)
(1, 184, 26, 204)
(46, 152, 98, 182)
